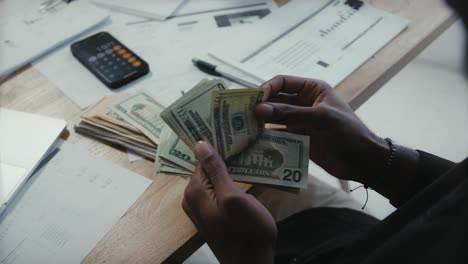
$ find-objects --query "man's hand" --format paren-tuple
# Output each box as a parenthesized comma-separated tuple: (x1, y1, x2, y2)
(255, 75, 390, 184)
(183, 142, 277, 264)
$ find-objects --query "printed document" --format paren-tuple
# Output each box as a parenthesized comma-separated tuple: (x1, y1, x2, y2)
(0, 0, 109, 79)
(93, 0, 188, 20)
(34, 2, 278, 108)
(0, 142, 151, 264)
(209, 0, 409, 87)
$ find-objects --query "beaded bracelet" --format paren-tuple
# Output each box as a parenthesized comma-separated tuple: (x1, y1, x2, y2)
(351, 137, 397, 209)
(384, 137, 397, 171)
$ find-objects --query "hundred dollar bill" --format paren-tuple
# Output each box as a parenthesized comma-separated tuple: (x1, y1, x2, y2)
(227, 129, 310, 188)
(160, 79, 227, 150)
(211, 88, 264, 160)
(112, 91, 166, 144)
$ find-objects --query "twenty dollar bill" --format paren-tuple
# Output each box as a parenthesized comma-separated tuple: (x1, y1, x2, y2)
(211, 89, 264, 160)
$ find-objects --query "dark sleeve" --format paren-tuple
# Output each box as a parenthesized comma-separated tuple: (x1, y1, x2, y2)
(390, 150, 456, 207)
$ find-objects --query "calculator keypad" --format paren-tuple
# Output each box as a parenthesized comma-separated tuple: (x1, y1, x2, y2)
(88, 44, 144, 83)
(71, 32, 149, 89)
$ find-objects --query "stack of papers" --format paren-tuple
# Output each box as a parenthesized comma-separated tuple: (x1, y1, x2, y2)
(0, 0, 108, 79)
(34, 1, 280, 108)
(33, 0, 410, 111)
(0, 108, 66, 216)
(93, 0, 188, 20)
(208, 0, 409, 87)
(174, 0, 271, 17)
(0, 142, 151, 263)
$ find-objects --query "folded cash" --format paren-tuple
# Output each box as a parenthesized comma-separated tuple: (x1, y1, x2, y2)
(112, 92, 166, 145)
(75, 94, 157, 160)
(155, 128, 309, 188)
(158, 127, 197, 172)
(160, 79, 228, 150)
(75, 123, 157, 159)
(212, 88, 264, 160)
(154, 126, 193, 175)
(227, 129, 309, 188)
(157, 79, 310, 188)
(78, 79, 310, 187)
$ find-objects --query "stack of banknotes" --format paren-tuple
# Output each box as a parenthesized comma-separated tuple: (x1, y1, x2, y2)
(159, 79, 310, 188)
(74, 93, 159, 159)
(76, 79, 310, 188)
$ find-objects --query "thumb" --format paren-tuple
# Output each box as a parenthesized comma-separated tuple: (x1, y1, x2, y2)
(255, 102, 325, 125)
(195, 141, 236, 192)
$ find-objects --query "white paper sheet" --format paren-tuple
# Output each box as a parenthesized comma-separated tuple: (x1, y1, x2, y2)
(209, 0, 409, 87)
(0, 142, 151, 264)
(0, 0, 109, 80)
(0, 108, 66, 216)
(127, 150, 145, 162)
(93, 0, 188, 20)
(34, 2, 278, 109)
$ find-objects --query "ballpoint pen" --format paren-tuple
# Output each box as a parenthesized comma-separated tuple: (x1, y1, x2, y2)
(191, 58, 259, 88)
(39, 0, 75, 13)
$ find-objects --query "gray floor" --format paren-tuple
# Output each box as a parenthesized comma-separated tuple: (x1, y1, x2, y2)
(184, 20, 468, 264)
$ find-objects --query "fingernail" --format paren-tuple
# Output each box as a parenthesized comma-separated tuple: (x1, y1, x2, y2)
(256, 103, 274, 116)
(195, 141, 213, 161)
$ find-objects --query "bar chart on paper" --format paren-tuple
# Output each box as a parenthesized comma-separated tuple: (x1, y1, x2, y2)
(209, 0, 409, 87)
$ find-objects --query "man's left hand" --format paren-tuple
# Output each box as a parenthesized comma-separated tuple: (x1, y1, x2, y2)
(183, 141, 277, 264)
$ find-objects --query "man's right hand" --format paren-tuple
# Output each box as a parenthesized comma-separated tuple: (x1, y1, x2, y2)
(255, 75, 390, 184)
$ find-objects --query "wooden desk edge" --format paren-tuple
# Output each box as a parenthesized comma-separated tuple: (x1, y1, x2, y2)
(347, 15, 458, 110)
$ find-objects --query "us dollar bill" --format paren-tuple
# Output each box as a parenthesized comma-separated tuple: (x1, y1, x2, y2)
(81, 93, 142, 134)
(155, 125, 196, 174)
(155, 148, 192, 175)
(160, 79, 227, 150)
(80, 94, 156, 147)
(112, 91, 166, 144)
(159, 131, 197, 172)
(227, 129, 310, 188)
(156, 128, 310, 188)
(211, 88, 264, 160)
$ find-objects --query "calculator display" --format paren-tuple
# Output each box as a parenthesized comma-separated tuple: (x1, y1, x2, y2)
(71, 32, 150, 89)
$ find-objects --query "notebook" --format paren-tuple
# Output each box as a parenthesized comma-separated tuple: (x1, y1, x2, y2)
(0, 108, 66, 215)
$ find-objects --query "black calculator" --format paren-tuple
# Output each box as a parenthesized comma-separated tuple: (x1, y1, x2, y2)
(71, 32, 150, 89)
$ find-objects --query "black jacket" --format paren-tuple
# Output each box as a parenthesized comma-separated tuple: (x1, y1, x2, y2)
(275, 151, 468, 264)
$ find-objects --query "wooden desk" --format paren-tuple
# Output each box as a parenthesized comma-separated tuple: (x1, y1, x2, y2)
(0, 0, 457, 263)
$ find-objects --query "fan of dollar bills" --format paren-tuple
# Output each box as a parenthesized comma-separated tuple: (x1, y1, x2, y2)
(75, 79, 310, 188)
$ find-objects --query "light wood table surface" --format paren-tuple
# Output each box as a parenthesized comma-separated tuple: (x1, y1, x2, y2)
(0, 0, 457, 263)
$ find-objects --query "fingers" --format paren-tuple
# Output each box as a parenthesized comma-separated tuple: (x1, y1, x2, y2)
(255, 102, 327, 125)
(194, 141, 236, 193)
(184, 163, 211, 207)
(261, 75, 307, 95)
(262, 75, 330, 105)
(182, 197, 205, 233)
(268, 93, 296, 105)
